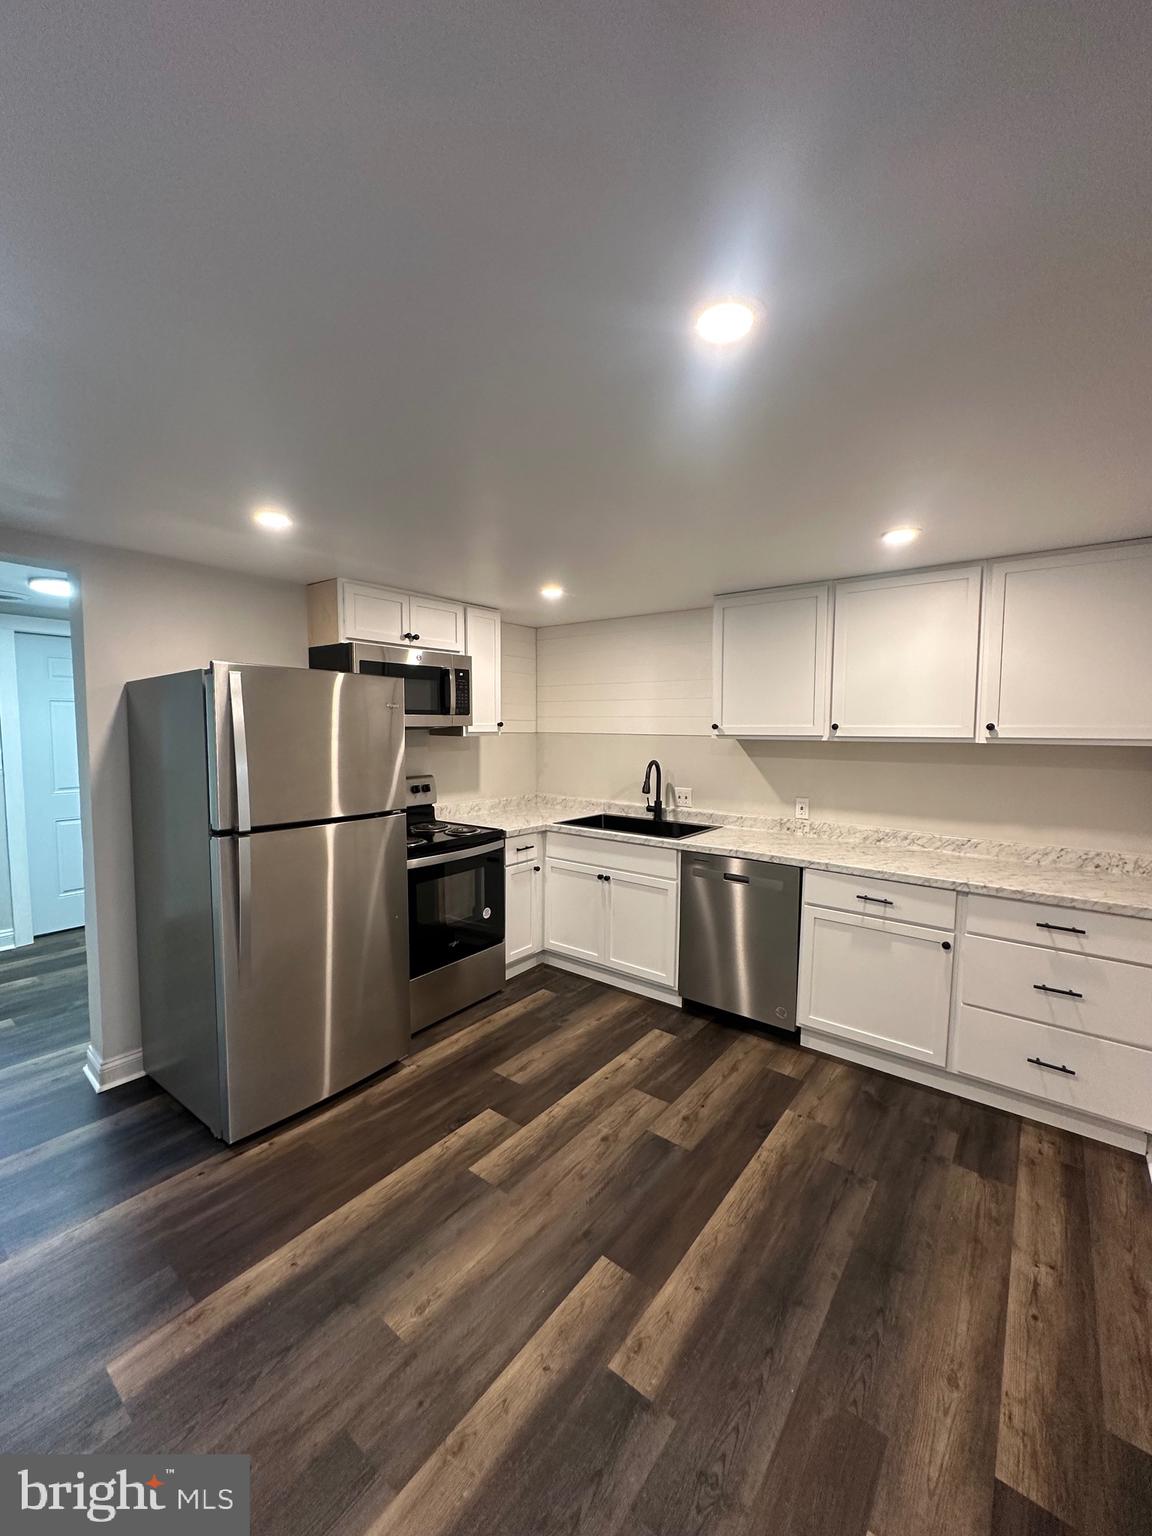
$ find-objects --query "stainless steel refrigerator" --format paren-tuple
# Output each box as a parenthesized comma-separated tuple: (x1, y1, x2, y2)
(127, 662, 410, 1142)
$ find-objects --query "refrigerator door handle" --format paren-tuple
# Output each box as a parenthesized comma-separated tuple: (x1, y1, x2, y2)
(228, 668, 252, 833)
(236, 835, 252, 981)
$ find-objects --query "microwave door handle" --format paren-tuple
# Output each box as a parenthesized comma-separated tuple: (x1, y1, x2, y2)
(228, 668, 252, 834)
(448, 665, 457, 718)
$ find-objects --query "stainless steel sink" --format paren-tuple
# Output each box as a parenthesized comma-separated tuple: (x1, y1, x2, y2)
(557, 812, 716, 840)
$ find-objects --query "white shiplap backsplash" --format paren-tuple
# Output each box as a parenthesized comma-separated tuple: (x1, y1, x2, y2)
(536, 609, 712, 735)
(500, 622, 537, 732)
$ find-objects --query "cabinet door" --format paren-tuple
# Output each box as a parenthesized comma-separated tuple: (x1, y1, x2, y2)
(408, 594, 466, 652)
(604, 870, 678, 987)
(798, 908, 954, 1064)
(465, 605, 502, 733)
(506, 859, 539, 964)
(342, 583, 410, 644)
(713, 585, 830, 737)
(544, 859, 604, 963)
(830, 566, 981, 738)
(981, 543, 1152, 742)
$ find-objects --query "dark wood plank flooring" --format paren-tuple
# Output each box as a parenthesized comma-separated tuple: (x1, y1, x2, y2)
(1, 936, 1150, 1535)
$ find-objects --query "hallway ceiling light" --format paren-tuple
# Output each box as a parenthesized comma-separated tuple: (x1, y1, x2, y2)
(540, 584, 565, 599)
(694, 299, 760, 346)
(251, 503, 294, 531)
(27, 576, 74, 598)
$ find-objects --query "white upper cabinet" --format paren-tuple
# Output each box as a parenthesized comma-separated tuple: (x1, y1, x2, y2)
(713, 584, 831, 737)
(829, 566, 982, 739)
(408, 594, 466, 652)
(307, 578, 470, 653)
(465, 604, 502, 734)
(337, 582, 410, 645)
(980, 543, 1152, 742)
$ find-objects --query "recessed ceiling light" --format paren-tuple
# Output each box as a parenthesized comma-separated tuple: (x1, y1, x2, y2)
(694, 299, 759, 346)
(251, 503, 294, 532)
(27, 576, 74, 598)
(540, 584, 565, 600)
(881, 526, 922, 547)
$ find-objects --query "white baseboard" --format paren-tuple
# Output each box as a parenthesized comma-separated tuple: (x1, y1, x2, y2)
(0, 926, 15, 951)
(803, 1028, 1147, 1155)
(83, 1043, 146, 1092)
(527, 951, 682, 1008)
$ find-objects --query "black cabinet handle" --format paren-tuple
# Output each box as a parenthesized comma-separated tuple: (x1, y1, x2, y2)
(411, 633, 420, 641)
(985, 723, 996, 733)
(1033, 983, 1084, 999)
(597, 873, 612, 882)
(1036, 921, 1087, 935)
(604, 874, 611, 882)
(1027, 1056, 1076, 1076)
(712, 723, 719, 730)
(856, 894, 894, 905)
(533, 865, 540, 872)
(830, 723, 839, 732)
(941, 941, 952, 951)
(516, 844, 533, 852)
(497, 722, 504, 729)
(723, 873, 750, 883)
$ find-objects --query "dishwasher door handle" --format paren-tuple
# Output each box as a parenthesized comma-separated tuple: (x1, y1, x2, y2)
(723, 873, 750, 883)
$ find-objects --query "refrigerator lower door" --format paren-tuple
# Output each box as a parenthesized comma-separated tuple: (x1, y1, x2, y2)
(212, 812, 410, 1141)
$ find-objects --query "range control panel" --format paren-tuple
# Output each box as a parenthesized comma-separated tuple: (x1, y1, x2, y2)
(405, 774, 437, 805)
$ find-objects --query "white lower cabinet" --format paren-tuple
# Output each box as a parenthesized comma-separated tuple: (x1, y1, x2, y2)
(505, 858, 543, 966)
(798, 907, 954, 1064)
(543, 859, 603, 964)
(604, 869, 678, 988)
(542, 837, 679, 994)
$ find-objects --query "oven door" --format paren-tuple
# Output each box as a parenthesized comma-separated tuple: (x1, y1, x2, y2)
(408, 842, 506, 980)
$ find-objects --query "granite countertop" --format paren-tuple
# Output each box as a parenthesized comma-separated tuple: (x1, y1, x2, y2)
(438, 794, 1152, 920)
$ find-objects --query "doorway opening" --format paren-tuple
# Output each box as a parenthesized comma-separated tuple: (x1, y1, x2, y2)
(0, 561, 87, 1060)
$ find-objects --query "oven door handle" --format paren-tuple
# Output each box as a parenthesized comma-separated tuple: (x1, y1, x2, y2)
(408, 840, 505, 869)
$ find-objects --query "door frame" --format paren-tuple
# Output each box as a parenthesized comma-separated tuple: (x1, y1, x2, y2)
(0, 615, 74, 947)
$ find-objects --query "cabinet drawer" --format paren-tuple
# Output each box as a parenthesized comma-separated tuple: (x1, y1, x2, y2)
(961, 935, 1152, 1048)
(505, 836, 540, 867)
(544, 832, 678, 881)
(965, 894, 1152, 965)
(953, 1004, 1152, 1131)
(803, 868, 956, 930)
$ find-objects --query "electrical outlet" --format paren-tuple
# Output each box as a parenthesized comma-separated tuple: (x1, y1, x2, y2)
(795, 797, 810, 821)
(675, 787, 693, 808)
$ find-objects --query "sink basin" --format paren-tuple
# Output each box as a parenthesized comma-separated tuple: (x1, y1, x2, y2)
(557, 813, 716, 840)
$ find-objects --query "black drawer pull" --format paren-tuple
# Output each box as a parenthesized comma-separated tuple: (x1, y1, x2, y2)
(533, 865, 541, 872)
(723, 873, 750, 883)
(515, 844, 533, 852)
(856, 894, 894, 905)
(1033, 984, 1084, 1000)
(1027, 1056, 1076, 1077)
(1035, 921, 1086, 935)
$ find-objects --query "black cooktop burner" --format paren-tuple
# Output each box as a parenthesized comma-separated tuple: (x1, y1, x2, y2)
(406, 811, 504, 857)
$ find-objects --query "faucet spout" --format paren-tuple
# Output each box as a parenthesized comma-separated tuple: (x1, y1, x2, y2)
(641, 759, 664, 821)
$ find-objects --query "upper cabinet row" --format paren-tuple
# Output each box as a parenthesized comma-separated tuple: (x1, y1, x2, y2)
(713, 541, 1152, 743)
(307, 578, 503, 733)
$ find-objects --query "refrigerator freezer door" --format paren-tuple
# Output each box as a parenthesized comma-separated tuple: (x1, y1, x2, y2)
(212, 812, 410, 1141)
(208, 663, 405, 832)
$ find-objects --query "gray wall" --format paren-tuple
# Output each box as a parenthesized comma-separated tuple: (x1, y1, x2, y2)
(0, 526, 307, 1068)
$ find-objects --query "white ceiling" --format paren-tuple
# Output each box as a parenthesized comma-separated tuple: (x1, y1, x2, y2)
(0, 2, 1148, 625)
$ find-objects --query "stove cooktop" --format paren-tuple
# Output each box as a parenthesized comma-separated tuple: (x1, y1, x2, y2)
(405, 816, 505, 857)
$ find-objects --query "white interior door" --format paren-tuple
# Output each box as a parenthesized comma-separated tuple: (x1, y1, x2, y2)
(15, 631, 84, 934)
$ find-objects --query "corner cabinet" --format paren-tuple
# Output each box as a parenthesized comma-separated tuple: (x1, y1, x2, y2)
(464, 605, 502, 734)
(980, 543, 1152, 743)
(712, 585, 830, 737)
(829, 566, 982, 739)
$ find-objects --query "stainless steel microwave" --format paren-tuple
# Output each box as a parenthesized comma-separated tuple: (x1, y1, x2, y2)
(309, 642, 473, 728)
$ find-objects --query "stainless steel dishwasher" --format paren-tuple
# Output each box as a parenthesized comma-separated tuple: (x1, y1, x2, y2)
(678, 854, 802, 1028)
